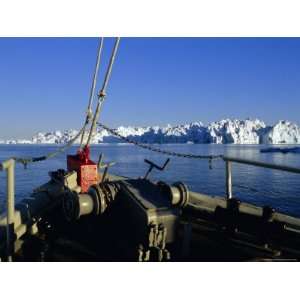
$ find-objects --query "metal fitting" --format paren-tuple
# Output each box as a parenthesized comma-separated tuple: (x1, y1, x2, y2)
(63, 191, 94, 221)
(158, 181, 189, 207)
(63, 182, 120, 221)
(98, 90, 106, 98)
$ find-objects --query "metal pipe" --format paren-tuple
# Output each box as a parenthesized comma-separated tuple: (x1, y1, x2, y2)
(0, 159, 15, 261)
(97, 153, 104, 170)
(223, 156, 300, 174)
(225, 160, 232, 199)
(102, 166, 109, 183)
(189, 191, 261, 216)
(101, 162, 116, 182)
(188, 191, 300, 229)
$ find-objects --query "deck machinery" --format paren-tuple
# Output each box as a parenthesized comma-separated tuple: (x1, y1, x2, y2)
(1, 148, 300, 262)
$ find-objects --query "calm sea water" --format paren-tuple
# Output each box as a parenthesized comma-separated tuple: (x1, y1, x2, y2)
(0, 144, 300, 217)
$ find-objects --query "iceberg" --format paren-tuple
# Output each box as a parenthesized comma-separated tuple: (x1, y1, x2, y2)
(1, 119, 300, 145)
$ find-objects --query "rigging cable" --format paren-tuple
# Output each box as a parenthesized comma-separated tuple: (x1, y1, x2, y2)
(79, 37, 104, 148)
(85, 37, 121, 146)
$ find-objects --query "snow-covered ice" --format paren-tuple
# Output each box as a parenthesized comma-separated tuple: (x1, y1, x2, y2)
(1, 119, 300, 145)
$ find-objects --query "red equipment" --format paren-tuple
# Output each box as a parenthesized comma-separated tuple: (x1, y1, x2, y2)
(67, 146, 99, 193)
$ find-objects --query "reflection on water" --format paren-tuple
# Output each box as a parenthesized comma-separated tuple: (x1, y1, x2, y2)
(0, 144, 300, 216)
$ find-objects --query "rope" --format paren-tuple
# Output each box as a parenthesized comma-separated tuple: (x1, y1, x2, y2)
(14, 126, 85, 168)
(97, 122, 224, 163)
(79, 38, 104, 148)
(86, 37, 121, 146)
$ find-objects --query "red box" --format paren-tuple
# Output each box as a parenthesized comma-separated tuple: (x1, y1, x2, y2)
(67, 154, 99, 193)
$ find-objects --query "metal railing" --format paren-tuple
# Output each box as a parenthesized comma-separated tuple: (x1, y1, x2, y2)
(0, 158, 15, 262)
(223, 156, 300, 199)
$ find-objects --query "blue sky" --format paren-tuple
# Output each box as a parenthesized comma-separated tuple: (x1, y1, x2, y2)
(0, 37, 300, 139)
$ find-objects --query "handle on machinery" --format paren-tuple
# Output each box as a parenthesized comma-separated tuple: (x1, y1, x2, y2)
(144, 158, 170, 179)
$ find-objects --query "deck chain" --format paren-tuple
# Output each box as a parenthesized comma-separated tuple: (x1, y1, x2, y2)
(97, 122, 223, 166)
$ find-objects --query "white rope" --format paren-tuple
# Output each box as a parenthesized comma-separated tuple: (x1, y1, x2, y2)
(79, 37, 104, 148)
(86, 37, 121, 146)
